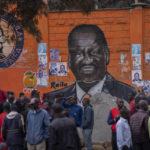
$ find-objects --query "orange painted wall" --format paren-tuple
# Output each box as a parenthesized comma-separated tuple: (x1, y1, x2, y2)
(0, 7, 149, 98)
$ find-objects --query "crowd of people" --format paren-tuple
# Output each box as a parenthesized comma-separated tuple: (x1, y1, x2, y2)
(0, 89, 94, 150)
(107, 92, 150, 150)
(1, 89, 150, 150)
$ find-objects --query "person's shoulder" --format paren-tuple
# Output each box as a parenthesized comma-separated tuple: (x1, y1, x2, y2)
(46, 84, 76, 101)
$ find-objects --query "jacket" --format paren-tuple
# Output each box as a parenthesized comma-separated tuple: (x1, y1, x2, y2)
(2, 111, 24, 146)
(47, 73, 137, 103)
(107, 108, 120, 132)
(62, 98, 83, 127)
(82, 105, 94, 129)
(130, 109, 149, 143)
(26, 109, 50, 145)
(48, 115, 81, 150)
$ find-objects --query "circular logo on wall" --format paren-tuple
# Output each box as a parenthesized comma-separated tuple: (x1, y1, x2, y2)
(0, 11, 24, 68)
(23, 71, 37, 89)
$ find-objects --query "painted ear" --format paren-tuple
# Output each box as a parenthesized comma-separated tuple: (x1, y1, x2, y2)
(104, 48, 109, 65)
(68, 55, 71, 68)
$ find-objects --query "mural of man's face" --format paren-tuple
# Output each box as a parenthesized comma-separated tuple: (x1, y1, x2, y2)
(69, 28, 107, 83)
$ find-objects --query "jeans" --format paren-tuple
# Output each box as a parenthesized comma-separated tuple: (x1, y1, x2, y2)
(83, 129, 92, 150)
(8, 145, 24, 150)
(111, 131, 118, 150)
(27, 140, 46, 150)
(134, 142, 150, 150)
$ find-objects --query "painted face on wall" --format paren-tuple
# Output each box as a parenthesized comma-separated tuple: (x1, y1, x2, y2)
(69, 28, 108, 83)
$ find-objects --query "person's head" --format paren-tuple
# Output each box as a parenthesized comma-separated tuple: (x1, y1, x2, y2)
(0, 42, 3, 49)
(10, 104, 18, 112)
(43, 101, 51, 111)
(146, 96, 150, 105)
(120, 108, 130, 120)
(134, 72, 140, 81)
(134, 93, 146, 110)
(7, 91, 15, 103)
(19, 95, 27, 107)
(60, 64, 65, 72)
(82, 98, 90, 107)
(29, 98, 39, 110)
(54, 93, 64, 103)
(62, 109, 70, 117)
(68, 96, 76, 105)
(68, 24, 109, 84)
(19, 92, 24, 98)
(3, 102, 10, 113)
(31, 90, 40, 99)
(138, 100, 148, 111)
(128, 92, 136, 101)
(51, 103, 63, 116)
(42, 93, 49, 102)
(0, 27, 4, 37)
(116, 98, 124, 110)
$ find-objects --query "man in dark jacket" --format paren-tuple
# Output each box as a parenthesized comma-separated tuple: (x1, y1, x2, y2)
(48, 103, 81, 150)
(2, 104, 25, 150)
(82, 98, 94, 150)
(130, 100, 150, 150)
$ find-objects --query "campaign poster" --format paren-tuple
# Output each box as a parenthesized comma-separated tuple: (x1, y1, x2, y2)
(49, 62, 68, 76)
(38, 43, 47, 55)
(132, 44, 141, 57)
(132, 70, 143, 86)
(145, 52, 150, 65)
(50, 49, 60, 62)
(37, 69, 49, 87)
(38, 55, 47, 68)
(120, 52, 127, 64)
(142, 81, 150, 95)
(49, 63, 58, 75)
(57, 62, 68, 76)
(133, 56, 141, 70)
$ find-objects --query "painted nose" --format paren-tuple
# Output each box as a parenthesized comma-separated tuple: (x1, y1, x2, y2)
(82, 50, 93, 65)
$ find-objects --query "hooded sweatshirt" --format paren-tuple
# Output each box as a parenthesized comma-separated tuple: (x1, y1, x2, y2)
(2, 111, 24, 146)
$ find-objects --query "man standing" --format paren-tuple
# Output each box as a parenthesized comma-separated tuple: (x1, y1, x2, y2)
(48, 103, 81, 150)
(130, 100, 150, 150)
(2, 104, 24, 150)
(107, 98, 124, 150)
(82, 98, 94, 150)
(116, 108, 132, 150)
(26, 98, 50, 150)
(62, 96, 83, 127)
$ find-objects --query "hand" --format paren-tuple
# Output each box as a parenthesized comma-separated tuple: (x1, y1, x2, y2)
(115, 115, 120, 121)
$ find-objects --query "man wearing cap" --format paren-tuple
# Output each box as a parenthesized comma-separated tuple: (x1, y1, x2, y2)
(26, 98, 50, 150)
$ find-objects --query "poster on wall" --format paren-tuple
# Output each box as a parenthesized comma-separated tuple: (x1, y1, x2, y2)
(38, 55, 47, 68)
(120, 53, 127, 64)
(38, 43, 47, 55)
(142, 81, 150, 94)
(132, 44, 141, 57)
(133, 56, 141, 70)
(37, 69, 49, 87)
(132, 70, 142, 86)
(145, 52, 150, 65)
(49, 62, 67, 76)
(49, 63, 58, 75)
(50, 49, 60, 62)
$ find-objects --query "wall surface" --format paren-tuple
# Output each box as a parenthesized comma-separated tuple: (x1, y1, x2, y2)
(0, 7, 150, 141)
